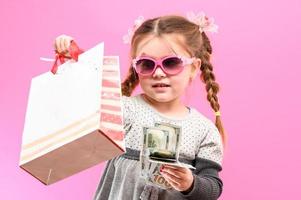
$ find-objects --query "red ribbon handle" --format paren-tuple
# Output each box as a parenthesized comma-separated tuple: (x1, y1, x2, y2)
(51, 41, 84, 74)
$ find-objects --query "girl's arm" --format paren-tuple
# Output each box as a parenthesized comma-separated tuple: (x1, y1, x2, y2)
(181, 158, 223, 200)
(180, 120, 224, 200)
(161, 158, 222, 200)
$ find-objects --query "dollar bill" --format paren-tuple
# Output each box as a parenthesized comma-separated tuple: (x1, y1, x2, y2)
(143, 126, 176, 161)
(140, 123, 196, 189)
(153, 123, 195, 169)
(153, 122, 181, 161)
(145, 162, 172, 189)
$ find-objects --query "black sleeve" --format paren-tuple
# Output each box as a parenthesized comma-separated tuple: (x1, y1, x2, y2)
(179, 157, 223, 200)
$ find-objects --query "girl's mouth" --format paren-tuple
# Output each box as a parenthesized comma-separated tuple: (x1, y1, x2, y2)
(152, 83, 170, 88)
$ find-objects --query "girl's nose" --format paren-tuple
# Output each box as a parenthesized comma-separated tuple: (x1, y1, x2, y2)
(152, 65, 166, 78)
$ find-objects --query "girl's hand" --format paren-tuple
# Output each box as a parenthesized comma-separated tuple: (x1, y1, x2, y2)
(160, 164, 194, 192)
(54, 34, 74, 56)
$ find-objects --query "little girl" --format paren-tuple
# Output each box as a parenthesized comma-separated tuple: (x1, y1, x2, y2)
(55, 12, 226, 200)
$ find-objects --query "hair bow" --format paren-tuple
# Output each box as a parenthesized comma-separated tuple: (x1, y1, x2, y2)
(186, 11, 218, 33)
(122, 16, 145, 44)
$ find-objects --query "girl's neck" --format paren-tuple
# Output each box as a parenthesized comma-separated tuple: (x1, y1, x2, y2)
(141, 93, 189, 118)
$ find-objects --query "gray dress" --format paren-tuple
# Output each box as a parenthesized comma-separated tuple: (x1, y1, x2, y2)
(93, 94, 223, 200)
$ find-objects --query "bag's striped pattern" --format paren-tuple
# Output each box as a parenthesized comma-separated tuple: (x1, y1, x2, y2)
(100, 57, 124, 145)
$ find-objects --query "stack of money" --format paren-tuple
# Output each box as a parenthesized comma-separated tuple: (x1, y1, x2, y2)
(140, 122, 194, 189)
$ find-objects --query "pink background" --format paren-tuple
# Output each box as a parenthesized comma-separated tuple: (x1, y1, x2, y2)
(1, 0, 300, 199)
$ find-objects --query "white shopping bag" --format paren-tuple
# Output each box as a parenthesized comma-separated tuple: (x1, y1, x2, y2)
(20, 43, 125, 185)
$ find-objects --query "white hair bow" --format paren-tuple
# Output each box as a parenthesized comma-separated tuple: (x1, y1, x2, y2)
(122, 16, 145, 44)
(186, 11, 218, 33)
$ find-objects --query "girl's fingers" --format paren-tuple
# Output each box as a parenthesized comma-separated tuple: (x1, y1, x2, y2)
(161, 171, 182, 184)
(54, 37, 60, 53)
(163, 165, 188, 175)
(162, 167, 182, 178)
(163, 164, 186, 170)
(162, 173, 181, 187)
(161, 167, 194, 192)
(54, 35, 73, 53)
(56, 37, 64, 53)
(63, 36, 73, 53)
(59, 37, 66, 53)
(63, 38, 69, 52)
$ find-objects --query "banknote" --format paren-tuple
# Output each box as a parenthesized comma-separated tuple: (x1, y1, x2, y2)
(143, 126, 177, 162)
(140, 154, 172, 189)
(151, 123, 195, 169)
(140, 123, 195, 189)
(145, 162, 172, 189)
(140, 127, 171, 189)
(153, 122, 181, 161)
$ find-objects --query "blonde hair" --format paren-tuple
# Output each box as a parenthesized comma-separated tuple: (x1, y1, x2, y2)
(121, 15, 227, 146)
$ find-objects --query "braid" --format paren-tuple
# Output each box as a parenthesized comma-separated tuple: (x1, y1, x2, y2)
(200, 51, 220, 110)
(199, 33, 227, 146)
(121, 66, 139, 96)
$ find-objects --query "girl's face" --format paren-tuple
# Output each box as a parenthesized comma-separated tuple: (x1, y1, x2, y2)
(134, 33, 201, 104)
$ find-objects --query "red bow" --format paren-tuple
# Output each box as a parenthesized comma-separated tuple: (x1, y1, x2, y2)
(51, 41, 84, 74)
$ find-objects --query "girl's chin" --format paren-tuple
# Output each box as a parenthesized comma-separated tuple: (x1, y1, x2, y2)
(144, 93, 177, 103)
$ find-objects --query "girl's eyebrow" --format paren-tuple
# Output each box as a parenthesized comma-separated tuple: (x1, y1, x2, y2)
(140, 52, 147, 56)
(139, 52, 176, 59)
(138, 53, 156, 59)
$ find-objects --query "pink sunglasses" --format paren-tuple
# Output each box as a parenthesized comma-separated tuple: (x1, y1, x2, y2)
(132, 55, 195, 76)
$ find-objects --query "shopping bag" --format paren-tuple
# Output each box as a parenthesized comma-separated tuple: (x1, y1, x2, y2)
(19, 42, 124, 185)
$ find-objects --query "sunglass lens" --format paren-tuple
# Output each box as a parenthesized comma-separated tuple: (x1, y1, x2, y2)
(136, 59, 155, 74)
(162, 57, 184, 74)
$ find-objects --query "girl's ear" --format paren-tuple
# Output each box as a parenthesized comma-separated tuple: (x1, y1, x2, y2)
(190, 58, 201, 80)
